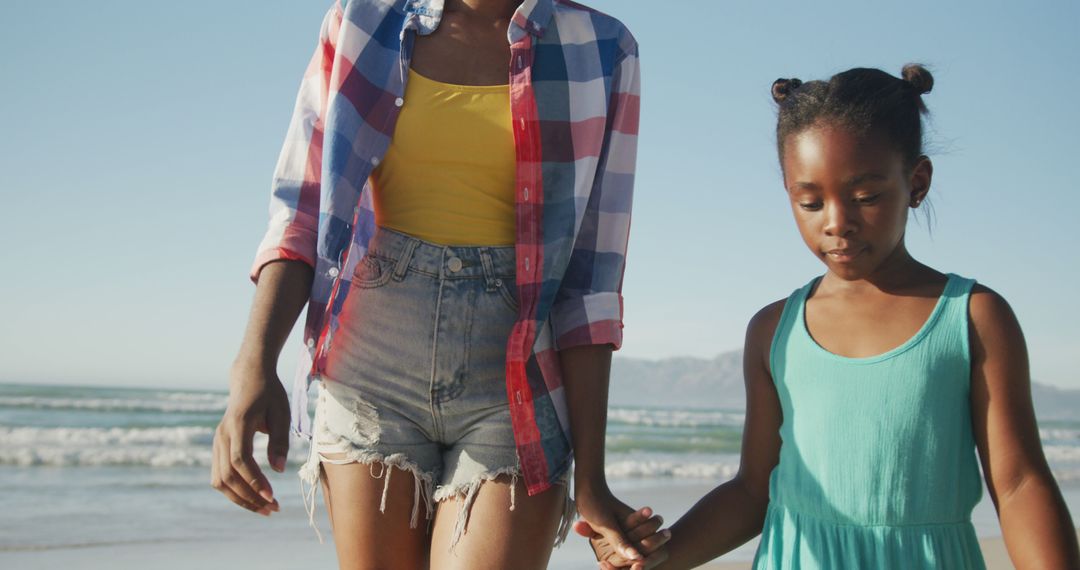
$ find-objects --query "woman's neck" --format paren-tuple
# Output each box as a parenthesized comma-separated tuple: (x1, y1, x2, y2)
(445, 0, 520, 20)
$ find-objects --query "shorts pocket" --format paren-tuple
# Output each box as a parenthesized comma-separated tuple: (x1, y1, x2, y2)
(494, 278, 519, 313)
(350, 254, 395, 289)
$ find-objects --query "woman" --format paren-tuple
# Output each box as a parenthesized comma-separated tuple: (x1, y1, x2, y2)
(211, 0, 667, 567)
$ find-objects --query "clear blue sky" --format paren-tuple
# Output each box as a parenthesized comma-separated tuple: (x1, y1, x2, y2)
(1, 1, 1077, 390)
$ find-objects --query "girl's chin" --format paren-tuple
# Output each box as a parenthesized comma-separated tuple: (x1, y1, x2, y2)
(822, 260, 875, 281)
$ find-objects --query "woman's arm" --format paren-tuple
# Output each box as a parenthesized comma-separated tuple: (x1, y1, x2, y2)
(563, 343, 665, 568)
(655, 300, 786, 569)
(969, 285, 1080, 568)
(212, 1, 342, 516)
(212, 259, 313, 515)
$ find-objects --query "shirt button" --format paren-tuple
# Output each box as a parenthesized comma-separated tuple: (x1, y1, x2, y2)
(306, 338, 315, 348)
(328, 267, 339, 278)
(371, 157, 380, 166)
(523, 187, 529, 201)
(447, 256, 463, 273)
(394, 97, 404, 107)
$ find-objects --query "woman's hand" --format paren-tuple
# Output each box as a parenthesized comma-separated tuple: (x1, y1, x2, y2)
(210, 361, 291, 516)
(575, 483, 670, 569)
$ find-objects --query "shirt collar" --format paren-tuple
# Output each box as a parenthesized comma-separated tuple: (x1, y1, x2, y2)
(403, 0, 554, 39)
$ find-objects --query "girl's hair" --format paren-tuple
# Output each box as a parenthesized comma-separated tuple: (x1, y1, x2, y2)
(771, 64, 934, 168)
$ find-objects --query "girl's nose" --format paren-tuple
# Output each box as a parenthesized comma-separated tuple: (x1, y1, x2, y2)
(823, 202, 857, 237)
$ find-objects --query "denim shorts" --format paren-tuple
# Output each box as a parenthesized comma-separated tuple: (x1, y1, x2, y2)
(297, 227, 572, 546)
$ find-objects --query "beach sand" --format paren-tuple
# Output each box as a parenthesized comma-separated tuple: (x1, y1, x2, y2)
(2, 532, 1075, 569)
(1, 477, 1076, 569)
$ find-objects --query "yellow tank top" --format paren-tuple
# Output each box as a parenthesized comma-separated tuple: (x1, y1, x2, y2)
(369, 68, 516, 246)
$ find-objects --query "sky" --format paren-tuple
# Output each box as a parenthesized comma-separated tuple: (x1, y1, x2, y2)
(1, 1, 1077, 391)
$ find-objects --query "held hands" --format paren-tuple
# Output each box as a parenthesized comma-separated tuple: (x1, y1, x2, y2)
(209, 361, 291, 516)
(574, 484, 671, 569)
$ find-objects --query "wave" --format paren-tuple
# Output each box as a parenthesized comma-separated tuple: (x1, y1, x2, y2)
(606, 433, 742, 454)
(0, 426, 306, 468)
(0, 395, 228, 414)
(1040, 428, 1080, 442)
(605, 459, 740, 479)
(1044, 444, 1080, 463)
(608, 408, 745, 428)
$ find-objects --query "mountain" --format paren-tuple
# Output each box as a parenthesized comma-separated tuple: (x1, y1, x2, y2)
(1031, 382, 1080, 422)
(610, 351, 1080, 421)
(610, 350, 744, 410)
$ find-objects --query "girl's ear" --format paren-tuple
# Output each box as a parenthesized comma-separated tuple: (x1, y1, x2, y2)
(909, 155, 933, 207)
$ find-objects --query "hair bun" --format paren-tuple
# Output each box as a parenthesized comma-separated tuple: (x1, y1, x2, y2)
(771, 78, 803, 104)
(901, 64, 933, 95)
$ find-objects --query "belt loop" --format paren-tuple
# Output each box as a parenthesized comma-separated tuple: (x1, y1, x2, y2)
(393, 237, 420, 281)
(478, 247, 497, 291)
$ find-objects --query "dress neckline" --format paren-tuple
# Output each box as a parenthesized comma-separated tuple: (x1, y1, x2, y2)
(798, 273, 957, 365)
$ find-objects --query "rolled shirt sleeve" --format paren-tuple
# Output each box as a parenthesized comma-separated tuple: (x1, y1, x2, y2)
(249, 2, 343, 283)
(550, 42, 640, 351)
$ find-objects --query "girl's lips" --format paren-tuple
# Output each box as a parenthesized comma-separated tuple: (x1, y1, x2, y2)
(825, 247, 865, 262)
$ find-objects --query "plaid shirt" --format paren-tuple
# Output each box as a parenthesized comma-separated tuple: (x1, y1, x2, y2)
(250, 0, 639, 495)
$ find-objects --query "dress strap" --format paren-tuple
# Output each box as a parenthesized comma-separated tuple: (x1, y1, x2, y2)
(769, 276, 821, 379)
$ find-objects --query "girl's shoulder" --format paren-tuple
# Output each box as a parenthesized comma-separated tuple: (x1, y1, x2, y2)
(745, 298, 790, 376)
(967, 282, 1024, 346)
(745, 276, 821, 350)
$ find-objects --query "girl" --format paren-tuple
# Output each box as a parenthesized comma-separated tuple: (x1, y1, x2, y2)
(582, 64, 1080, 568)
(210, 0, 667, 568)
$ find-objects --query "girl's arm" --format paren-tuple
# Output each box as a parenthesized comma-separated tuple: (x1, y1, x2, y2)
(655, 300, 786, 569)
(969, 286, 1080, 568)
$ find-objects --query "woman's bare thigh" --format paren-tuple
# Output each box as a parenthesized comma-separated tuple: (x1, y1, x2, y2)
(320, 458, 431, 570)
(429, 474, 568, 570)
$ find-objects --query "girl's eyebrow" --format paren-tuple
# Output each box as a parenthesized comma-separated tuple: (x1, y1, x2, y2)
(844, 172, 888, 187)
(787, 172, 888, 192)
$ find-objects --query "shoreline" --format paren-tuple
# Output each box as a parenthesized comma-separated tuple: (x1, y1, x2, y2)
(1, 473, 1077, 569)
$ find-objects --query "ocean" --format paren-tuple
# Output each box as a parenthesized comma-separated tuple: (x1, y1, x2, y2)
(2, 382, 1078, 568)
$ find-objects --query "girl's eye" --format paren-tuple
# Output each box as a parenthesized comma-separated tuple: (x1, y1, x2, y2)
(798, 202, 822, 211)
(855, 194, 881, 205)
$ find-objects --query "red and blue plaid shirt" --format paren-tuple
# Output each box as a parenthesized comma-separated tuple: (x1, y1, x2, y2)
(250, 0, 640, 495)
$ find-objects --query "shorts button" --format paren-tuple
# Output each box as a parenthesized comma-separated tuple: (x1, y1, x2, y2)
(447, 257, 463, 272)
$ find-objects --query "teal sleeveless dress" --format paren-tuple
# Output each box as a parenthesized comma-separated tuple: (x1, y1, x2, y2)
(753, 273, 987, 569)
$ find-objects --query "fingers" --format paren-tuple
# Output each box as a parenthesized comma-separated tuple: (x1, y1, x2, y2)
(597, 524, 641, 562)
(265, 404, 290, 473)
(637, 542, 671, 570)
(637, 528, 671, 553)
(229, 419, 276, 503)
(574, 520, 598, 538)
(210, 420, 279, 515)
(211, 429, 268, 515)
(625, 513, 664, 543)
(621, 506, 653, 529)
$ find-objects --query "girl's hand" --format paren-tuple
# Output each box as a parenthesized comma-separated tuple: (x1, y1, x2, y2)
(575, 484, 670, 569)
(210, 361, 290, 516)
(575, 505, 670, 569)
